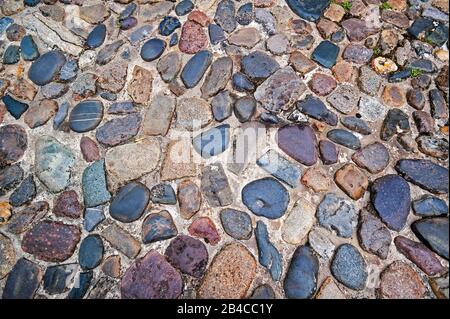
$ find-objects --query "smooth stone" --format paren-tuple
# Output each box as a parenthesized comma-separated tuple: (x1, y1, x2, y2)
(406, 59, 437, 74)
(20, 35, 39, 61)
(3, 45, 20, 64)
(86, 24, 106, 49)
(234, 96, 256, 122)
(284, 245, 319, 299)
(142, 210, 178, 244)
(0, 17, 14, 34)
(296, 94, 338, 126)
(319, 140, 338, 165)
(9, 175, 35, 207)
(388, 69, 412, 83)
(1, 95, 28, 120)
(379, 261, 426, 299)
(255, 221, 282, 281)
(140, 38, 166, 62)
(102, 255, 121, 278)
(83, 207, 105, 232)
(208, 24, 226, 44)
(352, 142, 390, 174)
(67, 271, 93, 300)
(219, 208, 252, 240)
(82, 159, 111, 207)
(242, 177, 290, 219)
(52, 100, 68, 130)
(311, 40, 339, 68)
(101, 223, 141, 259)
(175, 0, 194, 16)
(286, 0, 330, 21)
(413, 196, 448, 217)
(236, 3, 254, 25)
(28, 51, 66, 86)
(159, 16, 181, 36)
(250, 285, 275, 299)
(201, 56, 233, 99)
(121, 250, 182, 299)
(188, 217, 221, 245)
(214, 0, 237, 33)
(165, 235, 208, 278)
(327, 129, 361, 150)
(201, 163, 233, 207)
(110, 182, 150, 223)
(358, 212, 392, 260)
(429, 89, 448, 119)
(317, 193, 357, 238)
(412, 217, 449, 260)
(120, 17, 137, 30)
(241, 51, 280, 83)
(43, 264, 77, 295)
(95, 114, 142, 147)
(157, 51, 182, 82)
(0, 164, 23, 196)
(257, 150, 301, 188)
(79, 235, 103, 270)
(2, 258, 42, 299)
(371, 175, 411, 231)
(277, 124, 318, 166)
(341, 116, 372, 135)
(150, 184, 177, 205)
(211, 90, 233, 122)
(232, 72, 255, 92)
(395, 159, 449, 194)
(331, 244, 367, 291)
(260, 112, 280, 125)
(181, 50, 213, 88)
(69, 100, 103, 133)
(193, 124, 230, 159)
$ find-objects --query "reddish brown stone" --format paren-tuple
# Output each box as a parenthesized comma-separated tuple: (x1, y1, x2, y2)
(6, 201, 48, 234)
(9, 79, 37, 101)
(188, 217, 221, 245)
(53, 190, 83, 219)
(335, 164, 368, 200)
(394, 236, 445, 276)
(21, 221, 81, 262)
(0, 124, 27, 168)
(80, 136, 100, 162)
(179, 21, 208, 54)
(188, 10, 211, 26)
(121, 250, 183, 299)
(379, 261, 427, 299)
(24, 100, 58, 129)
(0, 103, 7, 124)
(96, 60, 128, 93)
(332, 61, 355, 83)
(165, 235, 208, 278)
(177, 179, 201, 219)
(127, 65, 153, 105)
(382, 84, 406, 107)
(278, 124, 318, 166)
(309, 73, 337, 96)
(102, 255, 121, 278)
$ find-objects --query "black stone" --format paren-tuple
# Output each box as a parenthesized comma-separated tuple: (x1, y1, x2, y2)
(110, 181, 150, 223)
(86, 24, 107, 49)
(412, 217, 449, 260)
(406, 59, 437, 74)
(211, 90, 233, 122)
(408, 18, 434, 39)
(380, 109, 410, 141)
(69, 100, 104, 133)
(296, 94, 338, 126)
(2, 95, 29, 120)
(140, 38, 166, 62)
(150, 183, 177, 205)
(388, 69, 411, 83)
(181, 50, 213, 88)
(286, 0, 330, 22)
(241, 51, 280, 83)
(232, 72, 255, 92)
(9, 174, 36, 207)
(2, 258, 41, 299)
(159, 16, 181, 36)
(79, 235, 104, 270)
(327, 129, 361, 150)
(214, 0, 237, 33)
(28, 51, 66, 86)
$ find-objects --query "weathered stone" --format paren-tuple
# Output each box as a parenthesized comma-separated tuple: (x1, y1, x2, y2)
(96, 114, 142, 147)
(220, 208, 252, 240)
(101, 223, 141, 259)
(165, 235, 208, 277)
(282, 198, 315, 245)
(157, 52, 182, 82)
(358, 212, 392, 259)
(277, 124, 318, 166)
(331, 244, 367, 291)
(6, 201, 48, 234)
(379, 261, 427, 299)
(97, 60, 128, 94)
(128, 66, 153, 105)
(302, 167, 330, 192)
(317, 193, 357, 238)
(241, 51, 280, 83)
(142, 93, 176, 136)
(327, 84, 360, 114)
(179, 20, 208, 54)
(201, 57, 233, 99)
(24, 99, 58, 129)
(257, 150, 301, 188)
(2, 258, 42, 299)
(352, 142, 390, 174)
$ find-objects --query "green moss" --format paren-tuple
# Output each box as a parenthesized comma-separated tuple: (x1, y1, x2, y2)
(410, 68, 423, 78)
(341, 0, 353, 11)
(373, 47, 381, 56)
(380, 2, 392, 10)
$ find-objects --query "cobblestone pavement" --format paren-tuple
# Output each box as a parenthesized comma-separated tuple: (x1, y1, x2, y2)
(0, 0, 449, 299)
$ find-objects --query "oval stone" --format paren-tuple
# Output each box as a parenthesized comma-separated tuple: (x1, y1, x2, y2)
(142, 210, 178, 244)
(86, 24, 106, 49)
(327, 129, 361, 150)
(331, 244, 368, 291)
(242, 177, 290, 219)
(28, 51, 66, 86)
(141, 38, 166, 62)
(165, 235, 208, 278)
(277, 124, 318, 166)
(193, 124, 230, 159)
(412, 217, 449, 260)
(241, 51, 280, 83)
(181, 50, 213, 88)
(284, 245, 319, 299)
(110, 182, 150, 223)
(220, 208, 253, 240)
(69, 100, 104, 133)
(79, 234, 104, 270)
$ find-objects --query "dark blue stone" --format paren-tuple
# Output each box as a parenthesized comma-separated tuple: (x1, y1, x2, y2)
(181, 50, 213, 88)
(284, 245, 319, 299)
(388, 69, 412, 83)
(219, 208, 252, 240)
(110, 181, 150, 223)
(3, 45, 20, 64)
(297, 95, 338, 126)
(28, 51, 66, 86)
(43, 264, 77, 295)
(9, 175, 35, 207)
(241, 51, 280, 83)
(159, 16, 181, 36)
(260, 112, 280, 125)
(413, 196, 448, 217)
(192, 124, 230, 159)
(79, 235, 104, 270)
(142, 211, 178, 244)
(120, 17, 138, 30)
(140, 38, 166, 62)
(412, 217, 449, 260)
(426, 23, 449, 47)
(67, 271, 93, 299)
(2, 258, 41, 299)
(331, 30, 345, 43)
(371, 175, 411, 231)
(169, 33, 179, 46)
(396, 159, 449, 194)
(24, 0, 41, 6)
(214, 0, 237, 33)
(69, 100, 104, 133)
(150, 183, 177, 205)
(408, 18, 434, 39)
(119, 2, 137, 20)
(86, 24, 106, 49)
(232, 72, 255, 92)
(53, 101, 69, 130)
(331, 244, 368, 291)
(84, 207, 105, 232)
(208, 24, 226, 45)
(286, 0, 330, 22)
(100, 92, 117, 101)
(406, 59, 436, 73)
(175, 0, 194, 16)
(242, 177, 290, 219)
(311, 40, 339, 68)
(236, 3, 254, 25)
(341, 116, 372, 135)
(327, 129, 361, 150)
(20, 35, 39, 61)
(0, 17, 14, 35)
(255, 221, 283, 281)
(256, 150, 301, 188)
(2, 95, 29, 120)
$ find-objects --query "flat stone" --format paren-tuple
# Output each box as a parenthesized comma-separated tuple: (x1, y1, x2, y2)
(214, 0, 237, 33)
(413, 196, 448, 217)
(381, 109, 411, 141)
(159, 16, 181, 36)
(379, 261, 426, 299)
(141, 38, 166, 62)
(395, 159, 449, 194)
(382, 85, 406, 107)
(142, 210, 178, 244)
(79, 235, 103, 270)
(86, 24, 106, 49)
(412, 217, 449, 260)
(179, 20, 208, 54)
(3, 45, 20, 64)
(317, 193, 357, 238)
(335, 164, 368, 200)
(327, 129, 361, 150)
(35, 136, 75, 193)
(289, 51, 316, 75)
(0, 124, 27, 168)
(255, 221, 282, 281)
(342, 18, 379, 42)
(201, 163, 233, 207)
(250, 285, 275, 299)
(315, 277, 346, 299)
(429, 89, 448, 120)
(176, 97, 212, 131)
(1, 95, 29, 120)
(84, 207, 105, 232)
(8, 174, 35, 207)
(20, 35, 39, 61)
(80, 137, 100, 163)
(242, 177, 289, 219)
(101, 223, 141, 259)
(395, 236, 445, 276)
(96, 114, 142, 147)
(110, 182, 150, 223)
(358, 96, 386, 123)
(413, 110, 434, 134)
(128, 65, 153, 105)
(208, 24, 226, 44)
(234, 96, 256, 122)
(297, 95, 338, 126)
(102, 255, 121, 278)
(241, 51, 280, 84)
(142, 93, 175, 136)
(97, 60, 128, 94)
(28, 51, 66, 86)
(358, 212, 392, 259)
(24, 99, 58, 129)
(308, 227, 335, 259)
(41, 83, 68, 99)
(286, 0, 330, 21)
(6, 201, 48, 235)
(165, 235, 208, 278)
(193, 124, 230, 159)
(82, 159, 111, 207)
(2, 258, 42, 299)
(181, 50, 213, 88)
(150, 184, 177, 205)
(211, 90, 233, 121)
(277, 124, 318, 166)
(52, 190, 82, 219)
(157, 52, 182, 82)
(236, 3, 254, 25)
(282, 198, 315, 245)
(79, 4, 109, 24)
(327, 84, 360, 114)
(67, 271, 93, 300)
(319, 140, 338, 165)
(341, 116, 372, 135)
(9, 79, 37, 102)
(343, 43, 373, 64)
(309, 73, 337, 96)
(72, 73, 97, 99)
(43, 264, 77, 295)
(22, 221, 81, 262)
(0, 233, 15, 279)
(121, 250, 182, 299)
(201, 57, 233, 99)
(302, 167, 330, 192)
(257, 150, 301, 188)
(219, 208, 252, 240)
(255, 8, 277, 35)
(177, 179, 201, 219)
(417, 136, 448, 160)
(331, 244, 367, 291)
(69, 100, 103, 133)
(352, 142, 390, 174)
(358, 66, 383, 97)
(284, 245, 319, 299)
(228, 27, 261, 48)
(311, 40, 339, 68)
(198, 243, 256, 299)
